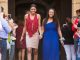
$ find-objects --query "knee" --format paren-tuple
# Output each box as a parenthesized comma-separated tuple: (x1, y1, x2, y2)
(27, 49, 32, 54)
(34, 49, 38, 55)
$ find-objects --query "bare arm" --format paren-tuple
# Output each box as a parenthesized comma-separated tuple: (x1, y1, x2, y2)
(37, 14, 44, 39)
(58, 24, 62, 39)
(8, 19, 14, 30)
(58, 22, 64, 45)
(41, 19, 45, 35)
(37, 14, 42, 35)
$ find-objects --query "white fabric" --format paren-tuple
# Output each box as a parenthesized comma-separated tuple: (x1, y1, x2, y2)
(0, 53, 1, 60)
(0, 12, 3, 18)
(0, 20, 3, 31)
(26, 32, 39, 49)
(7, 40, 11, 49)
(64, 45, 76, 60)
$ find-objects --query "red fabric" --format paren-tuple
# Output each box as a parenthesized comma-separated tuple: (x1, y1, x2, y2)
(16, 23, 26, 49)
(26, 14, 39, 37)
(72, 18, 79, 32)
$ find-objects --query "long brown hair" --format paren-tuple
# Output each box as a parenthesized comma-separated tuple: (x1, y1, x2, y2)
(43, 8, 59, 27)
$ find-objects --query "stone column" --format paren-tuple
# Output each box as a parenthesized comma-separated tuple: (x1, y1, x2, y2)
(72, 0, 80, 17)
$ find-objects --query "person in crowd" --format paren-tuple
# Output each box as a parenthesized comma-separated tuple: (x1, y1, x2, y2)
(41, 8, 64, 60)
(3, 14, 18, 60)
(73, 22, 80, 60)
(62, 17, 76, 60)
(71, 9, 80, 60)
(0, 10, 3, 60)
(8, 18, 18, 60)
(72, 9, 80, 32)
(15, 20, 26, 60)
(20, 4, 42, 60)
(15, 11, 30, 60)
(0, 12, 12, 60)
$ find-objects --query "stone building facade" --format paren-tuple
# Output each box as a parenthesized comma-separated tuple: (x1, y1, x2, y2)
(0, 0, 8, 14)
(0, 0, 80, 60)
(72, 0, 80, 16)
(0, 0, 80, 19)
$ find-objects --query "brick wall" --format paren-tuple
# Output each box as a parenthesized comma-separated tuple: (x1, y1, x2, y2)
(0, 0, 8, 14)
(0, 0, 80, 18)
(72, 0, 80, 16)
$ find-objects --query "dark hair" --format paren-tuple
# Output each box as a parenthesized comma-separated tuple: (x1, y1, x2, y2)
(3, 14, 7, 18)
(77, 21, 80, 28)
(79, 9, 80, 13)
(65, 17, 71, 23)
(30, 4, 37, 9)
(76, 9, 80, 13)
(8, 14, 11, 19)
(43, 8, 59, 27)
(76, 9, 79, 13)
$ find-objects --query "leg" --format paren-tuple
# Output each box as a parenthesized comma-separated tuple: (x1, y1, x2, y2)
(33, 48, 38, 60)
(1, 40, 7, 60)
(9, 45, 15, 60)
(70, 45, 76, 60)
(9, 41, 15, 60)
(27, 48, 32, 60)
(0, 52, 1, 60)
(0, 41, 2, 60)
(77, 45, 80, 60)
(64, 45, 71, 60)
(74, 40, 78, 60)
(18, 50, 21, 60)
(21, 49, 25, 60)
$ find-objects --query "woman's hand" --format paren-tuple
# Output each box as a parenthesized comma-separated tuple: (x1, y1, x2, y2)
(60, 40, 64, 47)
(20, 36, 23, 42)
(59, 37, 65, 41)
(59, 37, 65, 47)
(39, 34, 43, 39)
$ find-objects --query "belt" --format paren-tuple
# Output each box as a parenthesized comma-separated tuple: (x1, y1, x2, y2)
(0, 38, 7, 40)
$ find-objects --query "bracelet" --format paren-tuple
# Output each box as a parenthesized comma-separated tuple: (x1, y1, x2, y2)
(60, 40, 63, 43)
(59, 37, 65, 41)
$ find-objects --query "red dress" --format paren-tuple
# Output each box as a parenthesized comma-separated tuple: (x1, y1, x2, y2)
(25, 14, 39, 48)
(15, 23, 26, 49)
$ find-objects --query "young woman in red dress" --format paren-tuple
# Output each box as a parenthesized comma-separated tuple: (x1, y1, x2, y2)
(16, 20, 26, 60)
(20, 4, 42, 60)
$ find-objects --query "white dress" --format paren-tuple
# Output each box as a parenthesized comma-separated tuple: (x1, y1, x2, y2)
(26, 32, 39, 49)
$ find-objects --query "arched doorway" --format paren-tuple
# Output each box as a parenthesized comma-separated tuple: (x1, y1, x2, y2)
(8, 0, 72, 60)
(8, 0, 72, 25)
(15, 3, 47, 21)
